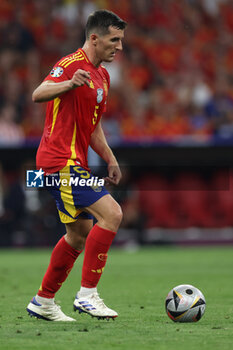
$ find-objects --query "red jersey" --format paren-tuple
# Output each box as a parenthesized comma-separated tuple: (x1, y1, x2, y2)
(36, 48, 110, 173)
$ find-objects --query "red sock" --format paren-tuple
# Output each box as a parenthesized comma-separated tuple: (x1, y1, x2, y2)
(38, 236, 82, 298)
(81, 224, 116, 288)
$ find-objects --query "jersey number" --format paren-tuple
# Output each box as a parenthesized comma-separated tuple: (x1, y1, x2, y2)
(73, 166, 90, 179)
(92, 105, 99, 125)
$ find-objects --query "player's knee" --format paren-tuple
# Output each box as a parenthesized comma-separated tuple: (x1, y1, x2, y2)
(65, 232, 86, 250)
(112, 203, 123, 226)
(65, 219, 92, 250)
(104, 202, 123, 230)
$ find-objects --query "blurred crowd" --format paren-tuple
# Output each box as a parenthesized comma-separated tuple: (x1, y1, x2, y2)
(1, 0, 233, 146)
(1, 0, 233, 246)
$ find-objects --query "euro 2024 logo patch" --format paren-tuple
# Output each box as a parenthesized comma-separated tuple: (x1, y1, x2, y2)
(50, 67, 64, 78)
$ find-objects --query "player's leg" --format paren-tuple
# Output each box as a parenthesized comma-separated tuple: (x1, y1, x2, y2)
(74, 194, 123, 319)
(27, 217, 92, 321)
(65, 217, 93, 250)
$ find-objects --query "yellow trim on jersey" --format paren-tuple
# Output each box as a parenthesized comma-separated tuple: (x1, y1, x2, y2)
(59, 165, 82, 223)
(103, 80, 108, 96)
(50, 97, 61, 136)
(59, 52, 84, 67)
(59, 52, 82, 64)
(65, 123, 77, 167)
(70, 122, 77, 159)
(66, 159, 76, 166)
(58, 209, 81, 223)
(63, 57, 84, 68)
(80, 49, 89, 63)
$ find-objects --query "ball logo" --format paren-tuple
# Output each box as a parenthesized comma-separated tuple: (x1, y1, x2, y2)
(98, 253, 108, 262)
(50, 67, 64, 78)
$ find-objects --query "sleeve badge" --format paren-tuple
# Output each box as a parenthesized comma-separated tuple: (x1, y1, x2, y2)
(50, 67, 64, 78)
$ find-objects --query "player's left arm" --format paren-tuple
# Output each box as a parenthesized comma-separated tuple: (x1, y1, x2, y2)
(90, 121, 122, 185)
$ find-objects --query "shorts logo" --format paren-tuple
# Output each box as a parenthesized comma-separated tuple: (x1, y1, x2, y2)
(97, 88, 103, 103)
(91, 185, 102, 192)
(98, 253, 108, 262)
(50, 67, 64, 78)
(26, 168, 44, 188)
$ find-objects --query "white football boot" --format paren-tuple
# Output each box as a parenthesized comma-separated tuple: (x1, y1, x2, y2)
(27, 296, 76, 321)
(73, 292, 118, 320)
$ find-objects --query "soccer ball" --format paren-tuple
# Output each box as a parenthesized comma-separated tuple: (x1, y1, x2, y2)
(165, 284, 206, 322)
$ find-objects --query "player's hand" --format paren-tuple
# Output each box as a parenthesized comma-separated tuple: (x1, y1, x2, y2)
(104, 163, 122, 185)
(70, 69, 91, 88)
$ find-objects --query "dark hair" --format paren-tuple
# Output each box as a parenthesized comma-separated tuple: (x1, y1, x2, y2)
(85, 9, 127, 38)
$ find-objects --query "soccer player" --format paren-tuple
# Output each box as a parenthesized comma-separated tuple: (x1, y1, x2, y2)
(26, 10, 127, 321)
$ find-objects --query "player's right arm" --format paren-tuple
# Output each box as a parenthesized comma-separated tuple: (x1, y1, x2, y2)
(32, 69, 91, 103)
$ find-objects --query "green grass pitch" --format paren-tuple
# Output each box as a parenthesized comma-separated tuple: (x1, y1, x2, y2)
(0, 246, 233, 350)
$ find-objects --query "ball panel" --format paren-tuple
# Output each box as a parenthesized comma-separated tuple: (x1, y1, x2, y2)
(190, 297, 206, 308)
(173, 290, 182, 310)
(165, 298, 173, 309)
(166, 309, 188, 322)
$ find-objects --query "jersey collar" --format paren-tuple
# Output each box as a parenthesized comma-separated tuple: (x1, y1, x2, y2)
(79, 48, 101, 70)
